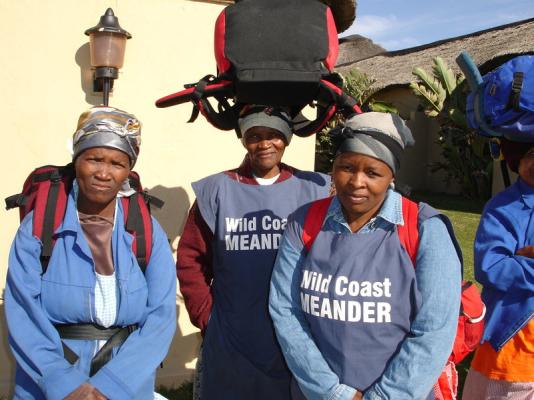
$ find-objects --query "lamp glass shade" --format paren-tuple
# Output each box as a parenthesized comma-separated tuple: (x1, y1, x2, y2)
(89, 32, 127, 68)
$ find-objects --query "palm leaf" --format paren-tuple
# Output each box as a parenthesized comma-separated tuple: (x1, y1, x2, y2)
(344, 68, 376, 104)
(412, 67, 444, 98)
(432, 57, 456, 96)
(409, 82, 442, 114)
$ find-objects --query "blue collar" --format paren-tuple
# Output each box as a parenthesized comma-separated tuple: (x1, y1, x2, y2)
(57, 186, 82, 233)
(518, 178, 534, 209)
(326, 188, 404, 231)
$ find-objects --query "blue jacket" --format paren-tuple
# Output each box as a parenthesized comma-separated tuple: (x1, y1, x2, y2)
(474, 178, 534, 350)
(5, 187, 177, 399)
(269, 190, 461, 400)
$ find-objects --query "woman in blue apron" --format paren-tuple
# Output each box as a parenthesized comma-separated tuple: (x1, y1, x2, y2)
(176, 106, 331, 400)
(270, 112, 462, 400)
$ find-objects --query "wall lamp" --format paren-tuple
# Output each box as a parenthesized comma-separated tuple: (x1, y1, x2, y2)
(85, 8, 131, 106)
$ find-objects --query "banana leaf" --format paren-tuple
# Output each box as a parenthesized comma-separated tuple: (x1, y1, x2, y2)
(412, 67, 446, 103)
(409, 82, 441, 115)
(432, 57, 457, 96)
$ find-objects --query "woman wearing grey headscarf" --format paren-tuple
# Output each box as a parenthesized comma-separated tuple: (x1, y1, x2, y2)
(177, 105, 331, 400)
(270, 112, 462, 400)
(5, 107, 176, 400)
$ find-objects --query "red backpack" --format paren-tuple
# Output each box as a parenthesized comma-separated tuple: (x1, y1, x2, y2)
(5, 164, 163, 273)
(155, 0, 361, 138)
(302, 196, 485, 400)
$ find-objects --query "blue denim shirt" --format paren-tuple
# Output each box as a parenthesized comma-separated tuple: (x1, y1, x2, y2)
(269, 190, 461, 400)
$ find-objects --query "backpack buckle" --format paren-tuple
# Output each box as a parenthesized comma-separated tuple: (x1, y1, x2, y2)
(512, 71, 524, 92)
(509, 71, 524, 112)
(50, 170, 62, 183)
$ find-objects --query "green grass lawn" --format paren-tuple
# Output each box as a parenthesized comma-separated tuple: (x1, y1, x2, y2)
(412, 191, 484, 284)
(161, 193, 485, 400)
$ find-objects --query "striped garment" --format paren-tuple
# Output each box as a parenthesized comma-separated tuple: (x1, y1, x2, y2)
(463, 370, 534, 400)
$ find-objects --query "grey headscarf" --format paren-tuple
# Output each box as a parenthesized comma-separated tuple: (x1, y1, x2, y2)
(330, 112, 415, 174)
(238, 106, 293, 144)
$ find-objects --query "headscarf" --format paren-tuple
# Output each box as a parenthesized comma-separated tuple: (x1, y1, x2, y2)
(72, 106, 141, 167)
(238, 105, 293, 144)
(330, 112, 414, 174)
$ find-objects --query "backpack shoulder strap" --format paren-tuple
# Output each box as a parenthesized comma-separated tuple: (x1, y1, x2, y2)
(303, 195, 419, 261)
(293, 80, 362, 138)
(32, 165, 74, 273)
(302, 196, 334, 252)
(121, 191, 154, 274)
(397, 196, 419, 265)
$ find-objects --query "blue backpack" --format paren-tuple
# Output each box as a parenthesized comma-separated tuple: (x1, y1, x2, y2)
(458, 52, 534, 142)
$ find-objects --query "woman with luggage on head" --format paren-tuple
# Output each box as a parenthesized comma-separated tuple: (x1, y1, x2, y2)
(463, 139, 534, 399)
(269, 112, 462, 400)
(5, 107, 176, 400)
(176, 105, 331, 400)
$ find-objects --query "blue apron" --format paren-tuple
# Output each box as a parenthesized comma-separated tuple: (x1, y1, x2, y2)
(296, 202, 440, 395)
(193, 171, 330, 400)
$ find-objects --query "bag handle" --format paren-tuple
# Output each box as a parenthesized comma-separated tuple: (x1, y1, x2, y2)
(293, 79, 362, 137)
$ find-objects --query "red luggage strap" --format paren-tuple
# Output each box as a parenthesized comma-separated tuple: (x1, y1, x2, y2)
(302, 196, 334, 251)
(155, 78, 362, 138)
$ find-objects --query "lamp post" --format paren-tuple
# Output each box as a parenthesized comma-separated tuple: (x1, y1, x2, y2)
(85, 8, 131, 106)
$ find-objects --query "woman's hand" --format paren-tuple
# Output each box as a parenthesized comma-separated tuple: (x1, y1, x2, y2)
(353, 390, 363, 400)
(516, 245, 534, 259)
(92, 388, 107, 400)
(64, 383, 107, 400)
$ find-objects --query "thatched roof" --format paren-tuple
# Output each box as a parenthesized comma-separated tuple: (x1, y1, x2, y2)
(337, 18, 534, 90)
(338, 35, 385, 65)
(189, 0, 356, 33)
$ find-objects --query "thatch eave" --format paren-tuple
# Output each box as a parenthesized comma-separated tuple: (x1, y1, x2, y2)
(337, 34, 386, 65)
(337, 18, 534, 91)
